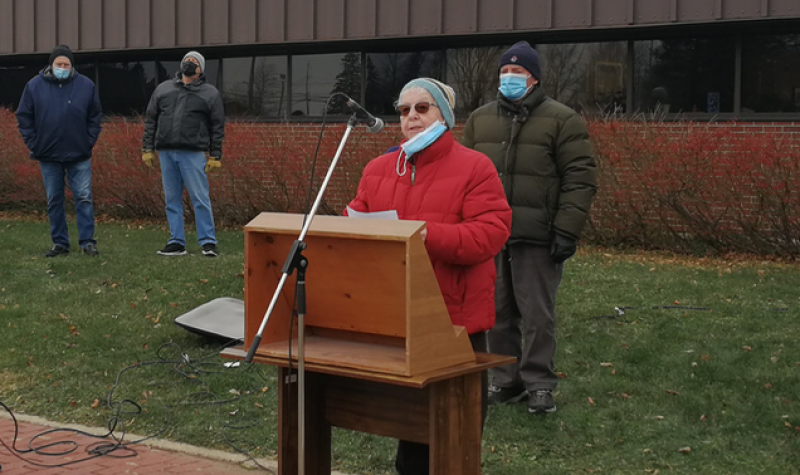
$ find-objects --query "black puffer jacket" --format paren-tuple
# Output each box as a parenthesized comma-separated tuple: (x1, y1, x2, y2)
(142, 73, 225, 158)
(461, 86, 596, 245)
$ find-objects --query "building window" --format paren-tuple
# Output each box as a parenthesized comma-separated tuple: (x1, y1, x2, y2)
(98, 61, 157, 115)
(291, 53, 353, 117)
(634, 38, 735, 114)
(223, 56, 288, 118)
(0, 64, 41, 109)
(365, 51, 445, 116)
(537, 42, 627, 115)
(742, 34, 800, 113)
(446, 46, 505, 117)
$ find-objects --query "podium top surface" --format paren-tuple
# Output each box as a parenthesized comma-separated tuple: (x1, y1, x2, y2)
(245, 212, 425, 241)
(221, 345, 515, 388)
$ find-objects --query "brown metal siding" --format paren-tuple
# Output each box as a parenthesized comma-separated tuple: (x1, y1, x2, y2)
(258, 0, 285, 43)
(204, 0, 229, 44)
(0, 0, 12, 54)
(345, 0, 377, 38)
(35, 0, 58, 52)
(1, 0, 799, 57)
(376, 0, 408, 37)
(230, 0, 257, 44)
(127, 0, 152, 48)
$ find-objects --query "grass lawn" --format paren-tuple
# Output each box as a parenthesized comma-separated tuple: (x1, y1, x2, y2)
(1, 216, 799, 474)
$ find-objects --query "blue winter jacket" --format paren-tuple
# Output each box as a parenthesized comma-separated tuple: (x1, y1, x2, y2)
(16, 67, 103, 162)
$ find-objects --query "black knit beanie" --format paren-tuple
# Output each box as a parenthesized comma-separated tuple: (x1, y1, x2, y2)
(49, 45, 74, 66)
(498, 41, 541, 80)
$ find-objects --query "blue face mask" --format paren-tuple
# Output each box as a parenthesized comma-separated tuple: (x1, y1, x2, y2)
(396, 120, 448, 176)
(53, 67, 70, 80)
(402, 120, 447, 158)
(498, 73, 531, 101)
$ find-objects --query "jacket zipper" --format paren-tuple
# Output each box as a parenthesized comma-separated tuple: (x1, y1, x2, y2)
(411, 163, 416, 186)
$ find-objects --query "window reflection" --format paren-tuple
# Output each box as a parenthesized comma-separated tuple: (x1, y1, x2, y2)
(365, 52, 445, 116)
(537, 42, 627, 115)
(98, 61, 157, 115)
(291, 53, 349, 117)
(634, 38, 734, 114)
(446, 46, 505, 116)
(328, 53, 362, 115)
(223, 57, 288, 117)
(0, 64, 42, 108)
(742, 34, 800, 113)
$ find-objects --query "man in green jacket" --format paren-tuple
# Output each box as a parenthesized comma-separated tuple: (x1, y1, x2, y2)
(462, 41, 597, 414)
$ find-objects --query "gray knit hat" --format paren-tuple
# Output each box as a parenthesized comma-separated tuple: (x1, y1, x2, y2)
(399, 78, 456, 129)
(182, 51, 205, 73)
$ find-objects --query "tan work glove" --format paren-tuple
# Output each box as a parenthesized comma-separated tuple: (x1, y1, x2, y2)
(142, 151, 156, 168)
(205, 159, 221, 173)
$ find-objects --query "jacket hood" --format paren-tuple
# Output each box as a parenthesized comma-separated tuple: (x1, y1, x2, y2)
(174, 71, 207, 88)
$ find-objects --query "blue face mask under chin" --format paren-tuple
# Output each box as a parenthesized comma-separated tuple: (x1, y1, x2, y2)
(396, 120, 448, 176)
(498, 73, 531, 101)
(53, 67, 70, 80)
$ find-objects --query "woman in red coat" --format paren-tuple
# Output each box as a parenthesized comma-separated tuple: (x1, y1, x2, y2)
(347, 78, 512, 475)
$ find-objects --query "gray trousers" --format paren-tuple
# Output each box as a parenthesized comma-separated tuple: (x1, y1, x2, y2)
(489, 243, 563, 392)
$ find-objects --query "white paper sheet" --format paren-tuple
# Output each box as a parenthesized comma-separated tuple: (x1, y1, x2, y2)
(346, 206, 399, 220)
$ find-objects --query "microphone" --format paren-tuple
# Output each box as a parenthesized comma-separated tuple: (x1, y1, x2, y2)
(345, 97, 384, 133)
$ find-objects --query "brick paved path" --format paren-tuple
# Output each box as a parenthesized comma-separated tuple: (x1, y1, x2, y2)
(0, 414, 276, 474)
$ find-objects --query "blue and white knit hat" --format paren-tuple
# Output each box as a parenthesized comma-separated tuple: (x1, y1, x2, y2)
(399, 78, 456, 129)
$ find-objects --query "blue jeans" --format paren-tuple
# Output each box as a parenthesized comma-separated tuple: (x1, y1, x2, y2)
(159, 150, 216, 246)
(39, 159, 96, 249)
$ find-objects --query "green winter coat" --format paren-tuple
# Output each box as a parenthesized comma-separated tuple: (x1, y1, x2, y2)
(461, 86, 597, 245)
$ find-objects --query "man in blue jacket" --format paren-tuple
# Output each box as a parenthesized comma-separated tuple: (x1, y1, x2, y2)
(17, 44, 103, 257)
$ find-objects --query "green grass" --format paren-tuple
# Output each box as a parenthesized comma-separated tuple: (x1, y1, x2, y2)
(1, 217, 799, 474)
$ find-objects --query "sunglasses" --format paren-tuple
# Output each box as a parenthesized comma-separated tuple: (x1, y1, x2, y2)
(395, 102, 439, 116)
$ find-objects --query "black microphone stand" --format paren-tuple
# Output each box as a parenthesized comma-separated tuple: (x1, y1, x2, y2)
(244, 114, 360, 475)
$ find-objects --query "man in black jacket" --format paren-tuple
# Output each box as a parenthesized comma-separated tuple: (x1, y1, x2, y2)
(142, 51, 225, 257)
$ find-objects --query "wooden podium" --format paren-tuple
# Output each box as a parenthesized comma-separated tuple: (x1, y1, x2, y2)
(222, 212, 514, 474)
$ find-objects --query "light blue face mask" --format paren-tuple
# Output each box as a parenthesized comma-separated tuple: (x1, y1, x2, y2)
(498, 73, 531, 101)
(396, 120, 448, 176)
(53, 67, 70, 80)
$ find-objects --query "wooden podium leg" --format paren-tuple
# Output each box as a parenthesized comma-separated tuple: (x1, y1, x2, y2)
(278, 368, 331, 475)
(429, 372, 482, 475)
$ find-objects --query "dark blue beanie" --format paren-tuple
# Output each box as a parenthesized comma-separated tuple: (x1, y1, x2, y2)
(49, 44, 74, 66)
(498, 41, 541, 80)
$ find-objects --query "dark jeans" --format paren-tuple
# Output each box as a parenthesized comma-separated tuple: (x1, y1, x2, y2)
(395, 332, 488, 475)
(39, 159, 96, 249)
(489, 244, 564, 392)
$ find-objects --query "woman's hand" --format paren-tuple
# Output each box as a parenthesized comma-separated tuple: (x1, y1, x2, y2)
(420, 227, 428, 242)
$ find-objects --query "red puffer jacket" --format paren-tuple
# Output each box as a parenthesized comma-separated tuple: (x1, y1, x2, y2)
(347, 131, 511, 333)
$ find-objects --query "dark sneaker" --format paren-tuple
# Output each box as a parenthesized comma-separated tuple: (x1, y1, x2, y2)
(488, 384, 528, 405)
(82, 243, 99, 256)
(45, 244, 69, 258)
(528, 390, 557, 414)
(157, 243, 187, 256)
(201, 243, 218, 258)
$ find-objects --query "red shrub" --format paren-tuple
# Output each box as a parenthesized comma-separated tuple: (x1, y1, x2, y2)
(3, 107, 800, 256)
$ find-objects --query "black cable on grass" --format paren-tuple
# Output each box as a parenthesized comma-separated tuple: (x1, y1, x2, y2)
(1, 339, 275, 473)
